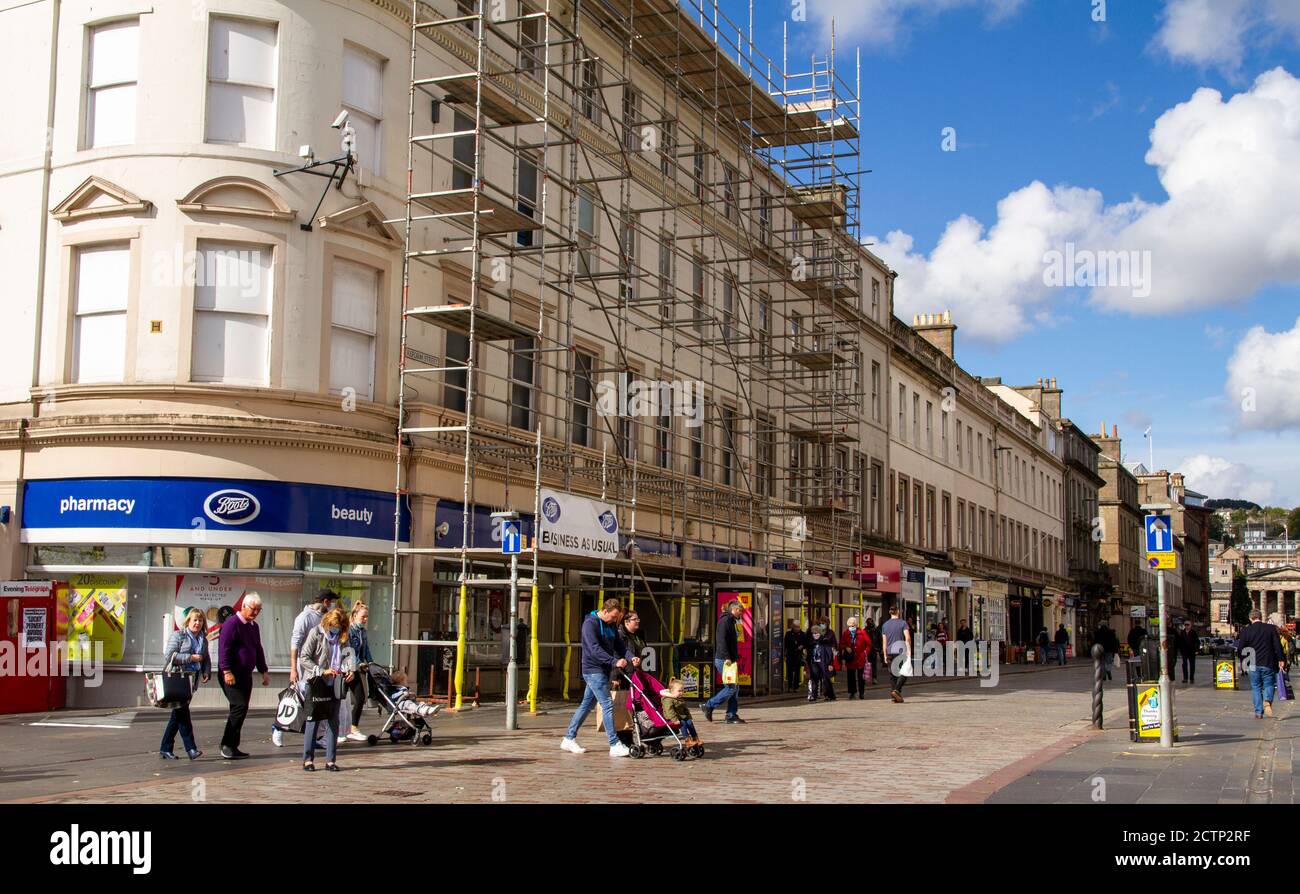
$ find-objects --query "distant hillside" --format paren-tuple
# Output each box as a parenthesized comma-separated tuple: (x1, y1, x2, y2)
(1206, 499, 1262, 511)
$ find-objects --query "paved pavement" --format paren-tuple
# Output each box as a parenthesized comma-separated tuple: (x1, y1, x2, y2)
(985, 669, 1295, 804)
(1, 657, 1285, 804)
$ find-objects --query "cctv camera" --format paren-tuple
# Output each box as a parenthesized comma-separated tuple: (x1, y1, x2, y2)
(331, 110, 350, 129)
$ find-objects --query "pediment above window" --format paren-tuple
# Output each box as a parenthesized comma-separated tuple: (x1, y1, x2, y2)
(177, 176, 295, 221)
(317, 201, 401, 247)
(51, 176, 152, 222)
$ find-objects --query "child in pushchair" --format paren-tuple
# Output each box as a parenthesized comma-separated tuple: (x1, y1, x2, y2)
(364, 665, 441, 746)
(621, 669, 704, 760)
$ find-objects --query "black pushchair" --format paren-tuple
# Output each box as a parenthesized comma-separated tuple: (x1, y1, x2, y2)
(364, 664, 439, 747)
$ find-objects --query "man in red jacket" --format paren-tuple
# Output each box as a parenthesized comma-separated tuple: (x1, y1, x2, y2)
(839, 616, 872, 699)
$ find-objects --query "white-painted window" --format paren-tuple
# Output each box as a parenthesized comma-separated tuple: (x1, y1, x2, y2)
(86, 19, 138, 148)
(330, 259, 378, 400)
(73, 244, 130, 383)
(206, 17, 278, 149)
(342, 44, 384, 175)
(192, 241, 271, 385)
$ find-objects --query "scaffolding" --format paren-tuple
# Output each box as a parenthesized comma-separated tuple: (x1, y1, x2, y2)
(390, 0, 873, 710)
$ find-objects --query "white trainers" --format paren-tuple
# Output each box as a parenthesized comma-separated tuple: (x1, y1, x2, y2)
(609, 742, 631, 757)
(560, 737, 587, 754)
(336, 736, 349, 746)
(271, 729, 284, 748)
(346, 730, 366, 742)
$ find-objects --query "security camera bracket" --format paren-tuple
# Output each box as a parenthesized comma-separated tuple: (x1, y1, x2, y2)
(272, 150, 356, 231)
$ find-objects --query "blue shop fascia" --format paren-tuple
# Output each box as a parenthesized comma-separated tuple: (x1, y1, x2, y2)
(20, 476, 409, 706)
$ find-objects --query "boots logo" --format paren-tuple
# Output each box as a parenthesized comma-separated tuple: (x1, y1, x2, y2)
(542, 497, 561, 524)
(203, 489, 261, 525)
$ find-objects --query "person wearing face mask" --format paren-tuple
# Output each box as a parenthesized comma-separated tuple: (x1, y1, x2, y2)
(838, 616, 871, 700)
(297, 608, 357, 771)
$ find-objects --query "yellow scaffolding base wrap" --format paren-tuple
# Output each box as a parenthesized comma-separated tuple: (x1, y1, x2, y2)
(528, 582, 540, 712)
(453, 582, 468, 710)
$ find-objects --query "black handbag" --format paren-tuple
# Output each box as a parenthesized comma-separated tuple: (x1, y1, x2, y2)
(145, 653, 195, 709)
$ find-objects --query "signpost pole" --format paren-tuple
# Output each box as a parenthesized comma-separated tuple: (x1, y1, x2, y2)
(507, 547, 519, 731)
(1157, 567, 1172, 748)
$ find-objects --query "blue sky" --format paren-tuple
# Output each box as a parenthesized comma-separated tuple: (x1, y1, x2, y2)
(715, 0, 1300, 506)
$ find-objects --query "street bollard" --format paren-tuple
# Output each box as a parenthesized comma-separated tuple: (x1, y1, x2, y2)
(1091, 643, 1104, 729)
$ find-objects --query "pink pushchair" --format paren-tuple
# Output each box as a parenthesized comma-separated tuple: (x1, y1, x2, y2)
(621, 669, 705, 761)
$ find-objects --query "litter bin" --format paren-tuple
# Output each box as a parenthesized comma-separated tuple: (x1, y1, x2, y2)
(1212, 646, 1238, 690)
(1138, 638, 1162, 682)
(1125, 657, 1178, 743)
(674, 641, 714, 701)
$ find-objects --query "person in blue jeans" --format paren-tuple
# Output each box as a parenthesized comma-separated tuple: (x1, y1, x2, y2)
(561, 598, 637, 757)
(1236, 610, 1285, 718)
(703, 600, 744, 724)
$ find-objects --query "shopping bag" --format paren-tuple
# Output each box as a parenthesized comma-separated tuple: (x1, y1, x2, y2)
(897, 652, 914, 677)
(307, 677, 337, 721)
(272, 684, 307, 734)
(594, 689, 634, 732)
(1277, 670, 1292, 702)
(721, 660, 739, 685)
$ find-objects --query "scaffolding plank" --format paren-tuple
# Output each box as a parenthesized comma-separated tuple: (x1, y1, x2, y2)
(789, 427, 859, 444)
(790, 348, 844, 371)
(440, 72, 538, 126)
(405, 304, 536, 341)
(412, 191, 541, 235)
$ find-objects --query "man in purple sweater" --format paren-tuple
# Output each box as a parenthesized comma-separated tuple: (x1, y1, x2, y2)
(218, 592, 270, 759)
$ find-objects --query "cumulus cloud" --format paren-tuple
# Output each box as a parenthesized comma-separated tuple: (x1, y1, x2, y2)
(807, 0, 1026, 45)
(1179, 454, 1275, 505)
(872, 68, 1300, 343)
(1225, 317, 1300, 431)
(1154, 0, 1300, 74)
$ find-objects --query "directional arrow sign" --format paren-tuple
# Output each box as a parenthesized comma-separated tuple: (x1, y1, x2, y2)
(1145, 514, 1173, 554)
(501, 520, 522, 554)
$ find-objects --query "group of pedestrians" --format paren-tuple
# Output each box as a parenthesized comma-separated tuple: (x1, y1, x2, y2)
(783, 616, 875, 702)
(157, 590, 376, 772)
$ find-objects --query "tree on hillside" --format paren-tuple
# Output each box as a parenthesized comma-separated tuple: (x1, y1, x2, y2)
(1289, 507, 1300, 540)
(1230, 572, 1253, 628)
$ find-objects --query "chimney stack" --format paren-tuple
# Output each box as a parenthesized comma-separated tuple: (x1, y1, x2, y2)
(1092, 423, 1122, 463)
(912, 309, 957, 359)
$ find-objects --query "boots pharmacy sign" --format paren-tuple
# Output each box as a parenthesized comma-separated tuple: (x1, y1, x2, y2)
(21, 477, 409, 552)
(537, 489, 619, 559)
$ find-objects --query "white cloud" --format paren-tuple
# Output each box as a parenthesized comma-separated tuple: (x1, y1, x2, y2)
(872, 68, 1300, 343)
(1179, 454, 1275, 504)
(807, 0, 1026, 45)
(1225, 317, 1300, 431)
(1154, 0, 1300, 74)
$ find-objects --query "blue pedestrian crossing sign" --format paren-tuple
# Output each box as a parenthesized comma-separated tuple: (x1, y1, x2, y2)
(1145, 514, 1173, 554)
(501, 520, 522, 554)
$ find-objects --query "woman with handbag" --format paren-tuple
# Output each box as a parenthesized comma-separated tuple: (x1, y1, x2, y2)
(298, 607, 357, 772)
(838, 617, 871, 700)
(159, 609, 210, 760)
